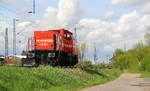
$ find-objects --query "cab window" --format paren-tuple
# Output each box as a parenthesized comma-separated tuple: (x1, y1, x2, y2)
(64, 33, 72, 40)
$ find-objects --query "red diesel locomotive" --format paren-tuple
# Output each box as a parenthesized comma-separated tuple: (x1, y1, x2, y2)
(24, 29, 78, 66)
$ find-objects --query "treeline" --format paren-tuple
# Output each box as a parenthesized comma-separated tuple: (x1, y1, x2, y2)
(111, 43, 150, 71)
(111, 26, 150, 72)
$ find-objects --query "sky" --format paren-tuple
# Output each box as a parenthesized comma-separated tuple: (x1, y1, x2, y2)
(0, 0, 150, 63)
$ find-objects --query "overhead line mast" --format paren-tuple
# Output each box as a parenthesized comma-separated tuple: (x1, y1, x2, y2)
(74, 27, 77, 43)
(33, 0, 36, 14)
(13, 19, 18, 57)
(5, 28, 8, 58)
(93, 42, 98, 64)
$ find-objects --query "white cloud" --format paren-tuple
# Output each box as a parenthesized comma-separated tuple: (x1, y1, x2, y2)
(139, 2, 150, 14)
(57, 0, 81, 28)
(111, 0, 150, 15)
(104, 11, 115, 19)
(111, 0, 149, 5)
(104, 45, 113, 52)
(39, 0, 81, 30)
(40, 6, 58, 30)
(0, 0, 20, 4)
(0, 21, 7, 33)
(0, 0, 23, 7)
(17, 21, 31, 28)
(118, 11, 140, 24)
(78, 10, 150, 54)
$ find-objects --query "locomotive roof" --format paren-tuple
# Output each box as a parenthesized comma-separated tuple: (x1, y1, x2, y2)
(49, 29, 72, 34)
(34, 29, 72, 34)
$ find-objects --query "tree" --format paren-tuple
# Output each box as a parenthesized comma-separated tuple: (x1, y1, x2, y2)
(144, 25, 150, 45)
(113, 48, 124, 57)
(111, 41, 150, 71)
(111, 48, 124, 69)
(133, 41, 145, 50)
(133, 42, 145, 68)
(78, 42, 88, 62)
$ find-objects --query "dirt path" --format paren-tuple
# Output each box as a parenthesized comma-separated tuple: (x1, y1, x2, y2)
(78, 73, 150, 91)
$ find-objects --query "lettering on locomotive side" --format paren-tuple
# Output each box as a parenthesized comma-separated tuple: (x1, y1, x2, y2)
(63, 44, 73, 48)
(39, 43, 48, 46)
(36, 39, 54, 42)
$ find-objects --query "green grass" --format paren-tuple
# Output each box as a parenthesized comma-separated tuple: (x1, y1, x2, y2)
(0, 66, 122, 91)
(128, 71, 150, 78)
(140, 72, 150, 78)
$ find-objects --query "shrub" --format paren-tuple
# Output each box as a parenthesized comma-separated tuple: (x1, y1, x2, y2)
(12, 57, 22, 65)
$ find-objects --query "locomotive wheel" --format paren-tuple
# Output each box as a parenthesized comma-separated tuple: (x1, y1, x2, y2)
(58, 56, 64, 66)
(49, 59, 57, 66)
(57, 53, 65, 66)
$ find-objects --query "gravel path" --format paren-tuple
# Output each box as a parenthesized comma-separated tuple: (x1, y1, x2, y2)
(78, 73, 150, 91)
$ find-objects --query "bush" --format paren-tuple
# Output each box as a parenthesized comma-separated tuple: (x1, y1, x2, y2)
(12, 57, 22, 65)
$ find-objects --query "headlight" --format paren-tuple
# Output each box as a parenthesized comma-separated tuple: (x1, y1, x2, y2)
(28, 53, 35, 58)
(48, 53, 55, 57)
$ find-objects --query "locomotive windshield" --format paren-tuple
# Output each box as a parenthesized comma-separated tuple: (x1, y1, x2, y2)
(64, 33, 72, 40)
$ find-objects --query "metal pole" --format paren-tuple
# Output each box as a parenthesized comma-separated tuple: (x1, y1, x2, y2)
(33, 0, 35, 14)
(74, 27, 77, 43)
(124, 40, 126, 51)
(13, 19, 16, 57)
(93, 42, 97, 64)
(5, 28, 8, 58)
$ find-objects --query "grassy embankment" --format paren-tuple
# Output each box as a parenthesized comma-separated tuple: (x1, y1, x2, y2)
(140, 72, 150, 78)
(0, 66, 122, 91)
(129, 71, 150, 78)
